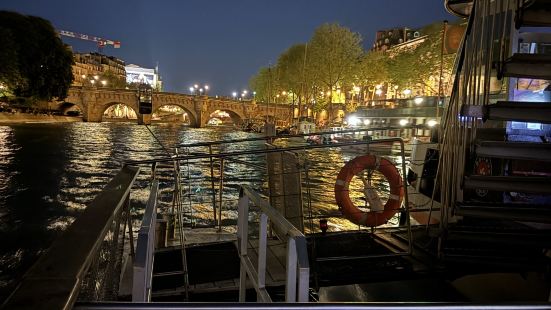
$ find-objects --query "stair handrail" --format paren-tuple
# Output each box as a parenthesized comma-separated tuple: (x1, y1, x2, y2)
(132, 180, 159, 302)
(237, 185, 310, 302)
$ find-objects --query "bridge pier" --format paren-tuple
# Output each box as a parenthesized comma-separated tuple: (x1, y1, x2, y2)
(137, 113, 152, 125)
(193, 96, 210, 128)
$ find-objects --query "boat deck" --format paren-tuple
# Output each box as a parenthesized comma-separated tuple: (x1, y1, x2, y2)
(152, 233, 290, 300)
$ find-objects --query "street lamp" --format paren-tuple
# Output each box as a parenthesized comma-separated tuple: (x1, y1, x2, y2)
(191, 84, 209, 95)
(403, 89, 412, 97)
(232, 91, 237, 99)
(101, 80, 107, 87)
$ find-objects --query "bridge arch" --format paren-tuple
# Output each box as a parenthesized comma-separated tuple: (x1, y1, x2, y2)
(207, 109, 243, 126)
(152, 104, 196, 126)
(58, 101, 84, 116)
(101, 102, 138, 121)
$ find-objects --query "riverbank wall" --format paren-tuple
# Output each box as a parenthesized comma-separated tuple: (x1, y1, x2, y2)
(0, 112, 82, 124)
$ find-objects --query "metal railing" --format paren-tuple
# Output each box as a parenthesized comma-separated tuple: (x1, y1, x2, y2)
(132, 180, 159, 302)
(2, 166, 140, 310)
(126, 134, 414, 243)
(237, 185, 309, 302)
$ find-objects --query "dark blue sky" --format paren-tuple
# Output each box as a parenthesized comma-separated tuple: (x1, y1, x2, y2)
(1, 0, 454, 95)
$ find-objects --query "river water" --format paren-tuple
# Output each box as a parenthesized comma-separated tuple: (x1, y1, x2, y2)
(0, 122, 399, 301)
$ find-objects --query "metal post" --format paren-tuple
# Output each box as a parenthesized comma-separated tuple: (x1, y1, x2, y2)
(258, 213, 268, 292)
(209, 145, 217, 225)
(285, 237, 297, 302)
(126, 195, 135, 259)
(218, 158, 225, 232)
(237, 192, 250, 302)
(399, 138, 413, 255)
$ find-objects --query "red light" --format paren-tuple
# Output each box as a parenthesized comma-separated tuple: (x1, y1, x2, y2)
(319, 219, 328, 233)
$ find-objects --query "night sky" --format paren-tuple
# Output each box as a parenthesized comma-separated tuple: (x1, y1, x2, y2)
(1, 0, 454, 95)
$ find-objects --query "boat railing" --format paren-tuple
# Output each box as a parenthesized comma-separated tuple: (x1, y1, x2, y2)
(132, 180, 159, 302)
(126, 136, 412, 244)
(236, 185, 309, 302)
(2, 166, 141, 310)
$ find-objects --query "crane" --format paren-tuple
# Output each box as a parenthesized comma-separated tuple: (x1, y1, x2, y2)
(58, 29, 121, 52)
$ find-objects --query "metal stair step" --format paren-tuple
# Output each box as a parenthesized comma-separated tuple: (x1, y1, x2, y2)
(517, 0, 551, 27)
(501, 53, 551, 80)
(461, 101, 551, 123)
(463, 175, 551, 194)
(476, 140, 551, 161)
(455, 202, 551, 223)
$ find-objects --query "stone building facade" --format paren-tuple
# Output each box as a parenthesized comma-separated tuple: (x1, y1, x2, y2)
(72, 53, 126, 87)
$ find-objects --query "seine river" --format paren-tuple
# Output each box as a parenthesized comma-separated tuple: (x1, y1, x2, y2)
(0, 121, 395, 301)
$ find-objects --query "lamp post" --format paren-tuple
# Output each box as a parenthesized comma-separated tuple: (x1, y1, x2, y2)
(190, 84, 210, 96)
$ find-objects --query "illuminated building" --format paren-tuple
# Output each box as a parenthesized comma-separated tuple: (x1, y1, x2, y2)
(125, 64, 163, 91)
(72, 52, 126, 86)
(372, 27, 420, 51)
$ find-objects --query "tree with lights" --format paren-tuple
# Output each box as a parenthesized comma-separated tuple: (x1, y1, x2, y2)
(308, 23, 363, 123)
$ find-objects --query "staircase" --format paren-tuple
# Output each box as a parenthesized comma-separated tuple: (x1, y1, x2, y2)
(439, 0, 551, 269)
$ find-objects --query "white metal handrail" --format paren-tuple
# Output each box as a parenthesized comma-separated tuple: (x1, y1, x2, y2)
(132, 180, 159, 302)
(237, 185, 309, 303)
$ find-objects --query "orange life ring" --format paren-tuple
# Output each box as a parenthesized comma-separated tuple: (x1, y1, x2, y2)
(334, 155, 404, 227)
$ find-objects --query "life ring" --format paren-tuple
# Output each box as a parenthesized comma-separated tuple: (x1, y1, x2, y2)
(334, 155, 404, 227)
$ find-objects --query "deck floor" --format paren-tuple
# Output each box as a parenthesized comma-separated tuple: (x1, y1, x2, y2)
(153, 237, 289, 297)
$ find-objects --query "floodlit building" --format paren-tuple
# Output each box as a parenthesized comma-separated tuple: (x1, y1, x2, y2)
(125, 64, 163, 91)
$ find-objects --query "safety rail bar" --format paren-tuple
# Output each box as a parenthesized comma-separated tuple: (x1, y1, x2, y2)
(126, 137, 407, 165)
(73, 303, 551, 310)
(177, 126, 428, 148)
(237, 185, 310, 302)
(132, 180, 159, 302)
(2, 166, 140, 310)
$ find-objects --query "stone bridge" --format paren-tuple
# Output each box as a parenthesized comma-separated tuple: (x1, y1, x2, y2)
(57, 87, 294, 127)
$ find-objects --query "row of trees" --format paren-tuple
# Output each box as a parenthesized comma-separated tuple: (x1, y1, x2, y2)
(249, 22, 458, 119)
(0, 11, 74, 102)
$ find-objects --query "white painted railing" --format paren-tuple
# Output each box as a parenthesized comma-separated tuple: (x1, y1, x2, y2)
(237, 185, 309, 302)
(132, 180, 159, 302)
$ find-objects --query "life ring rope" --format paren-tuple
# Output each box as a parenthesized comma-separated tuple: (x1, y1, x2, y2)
(334, 155, 404, 227)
